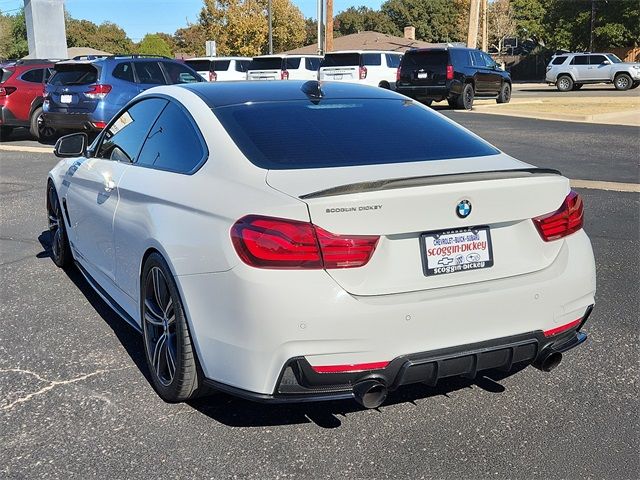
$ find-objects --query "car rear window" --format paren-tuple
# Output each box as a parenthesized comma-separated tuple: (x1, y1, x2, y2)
(401, 51, 449, 70)
(185, 60, 212, 72)
(213, 99, 499, 169)
(552, 56, 567, 65)
(249, 57, 283, 70)
(322, 53, 360, 67)
(212, 60, 231, 71)
(49, 65, 98, 86)
(285, 57, 301, 69)
(362, 53, 382, 66)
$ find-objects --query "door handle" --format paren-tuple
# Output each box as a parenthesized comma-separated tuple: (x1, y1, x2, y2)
(104, 178, 116, 192)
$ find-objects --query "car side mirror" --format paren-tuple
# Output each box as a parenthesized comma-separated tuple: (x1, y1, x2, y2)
(602, 60, 610, 65)
(54, 132, 88, 158)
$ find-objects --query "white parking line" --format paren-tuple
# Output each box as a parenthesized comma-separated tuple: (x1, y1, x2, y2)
(0, 145, 53, 154)
(570, 179, 640, 193)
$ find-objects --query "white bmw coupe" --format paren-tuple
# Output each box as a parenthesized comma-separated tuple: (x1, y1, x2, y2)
(47, 81, 596, 408)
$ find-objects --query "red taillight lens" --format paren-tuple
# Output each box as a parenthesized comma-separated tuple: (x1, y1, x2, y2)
(281, 70, 289, 80)
(92, 121, 107, 129)
(533, 190, 584, 242)
(359, 66, 367, 80)
(396, 67, 401, 82)
(0, 86, 17, 96)
(85, 84, 112, 99)
(312, 361, 389, 374)
(231, 215, 379, 269)
(543, 318, 582, 337)
(446, 64, 454, 80)
(209, 71, 217, 81)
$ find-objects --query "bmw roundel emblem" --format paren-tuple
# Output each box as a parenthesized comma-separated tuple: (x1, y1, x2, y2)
(456, 200, 472, 218)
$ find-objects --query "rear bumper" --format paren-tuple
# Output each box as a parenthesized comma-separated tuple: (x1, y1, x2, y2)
(0, 106, 29, 127)
(42, 111, 100, 131)
(396, 81, 459, 100)
(205, 310, 592, 403)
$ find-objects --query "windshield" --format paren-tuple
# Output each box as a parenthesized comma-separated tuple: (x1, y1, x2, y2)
(607, 54, 622, 64)
(248, 57, 283, 71)
(213, 99, 499, 170)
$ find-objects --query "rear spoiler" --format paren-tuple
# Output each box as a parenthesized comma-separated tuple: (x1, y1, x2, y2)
(299, 168, 562, 199)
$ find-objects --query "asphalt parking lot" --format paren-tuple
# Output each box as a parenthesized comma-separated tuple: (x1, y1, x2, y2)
(1, 112, 638, 479)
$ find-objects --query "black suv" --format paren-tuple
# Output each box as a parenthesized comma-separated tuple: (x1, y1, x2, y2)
(396, 47, 512, 109)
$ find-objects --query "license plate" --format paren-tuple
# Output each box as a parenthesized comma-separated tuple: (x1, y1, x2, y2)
(421, 227, 494, 276)
(417, 72, 428, 79)
(334, 74, 343, 80)
(60, 94, 72, 103)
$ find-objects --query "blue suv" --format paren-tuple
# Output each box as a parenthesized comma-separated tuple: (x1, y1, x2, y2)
(43, 55, 203, 134)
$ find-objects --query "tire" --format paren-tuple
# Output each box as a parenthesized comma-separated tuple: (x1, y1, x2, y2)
(630, 81, 639, 90)
(496, 82, 511, 103)
(422, 99, 433, 107)
(0, 126, 14, 140)
(556, 75, 573, 92)
(378, 81, 390, 89)
(614, 73, 632, 91)
(46, 182, 73, 269)
(571, 83, 583, 91)
(455, 83, 474, 110)
(30, 106, 57, 142)
(141, 253, 203, 402)
(447, 98, 456, 108)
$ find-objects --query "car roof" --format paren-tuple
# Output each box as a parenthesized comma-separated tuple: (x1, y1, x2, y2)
(179, 80, 402, 108)
(325, 50, 402, 55)
(55, 55, 173, 66)
(252, 55, 323, 59)
(186, 56, 251, 61)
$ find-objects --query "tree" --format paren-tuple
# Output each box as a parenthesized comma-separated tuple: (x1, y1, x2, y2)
(488, 0, 516, 54)
(303, 17, 317, 46)
(334, 7, 399, 37)
(175, 23, 207, 56)
(510, 0, 546, 42)
(93, 22, 134, 54)
(137, 34, 173, 57)
(381, 0, 468, 43)
(0, 10, 28, 59)
(65, 17, 99, 48)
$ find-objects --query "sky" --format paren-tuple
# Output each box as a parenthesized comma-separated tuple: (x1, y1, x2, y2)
(0, 0, 385, 41)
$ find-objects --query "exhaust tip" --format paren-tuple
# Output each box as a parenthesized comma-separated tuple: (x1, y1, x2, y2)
(353, 379, 388, 409)
(533, 349, 563, 372)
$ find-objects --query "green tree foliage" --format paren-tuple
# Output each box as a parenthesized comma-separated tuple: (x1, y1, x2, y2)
(0, 10, 29, 59)
(334, 6, 400, 36)
(137, 34, 173, 57)
(381, 0, 467, 43)
(303, 17, 317, 46)
(175, 23, 208, 56)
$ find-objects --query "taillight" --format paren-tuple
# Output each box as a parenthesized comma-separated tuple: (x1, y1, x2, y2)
(312, 361, 389, 374)
(446, 64, 454, 81)
(85, 84, 112, 99)
(396, 67, 401, 82)
(209, 71, 217, 81)
(231, 215, 379, 269)
(533, 190, 584, 242)
(543, 318, 582, 337)
(359, 66, 367, 80)
(0, 86, 17, 96)
(92, 121, 107, 129)
(281, 70, 289, 80)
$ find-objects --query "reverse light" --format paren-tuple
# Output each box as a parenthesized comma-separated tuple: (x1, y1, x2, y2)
(446, 64, 454, 80)
(311, 361, 390, 374)
(209, 71, 217, 81)
(281, 70, 289, 80)
(85, 84, 112, 99)
(533, 190, 584, 242)
(231, 215, 379, 269)
(359, 66, 367, 80)
(0, 86, 17, 96)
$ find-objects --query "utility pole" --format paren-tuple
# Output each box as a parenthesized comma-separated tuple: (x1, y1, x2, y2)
(481, 0, 488, 52)
(317, 0, 324, 55)
(467, 0, 480, 49)
(268, 0, 273, 54)
(326, 0, 334, 52)
(589, 0, 596, 51)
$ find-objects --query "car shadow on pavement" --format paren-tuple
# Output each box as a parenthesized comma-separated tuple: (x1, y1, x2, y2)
(38, 230, 527, 430)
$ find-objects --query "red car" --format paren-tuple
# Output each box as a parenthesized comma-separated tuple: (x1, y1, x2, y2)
(1, 59, 56, 141)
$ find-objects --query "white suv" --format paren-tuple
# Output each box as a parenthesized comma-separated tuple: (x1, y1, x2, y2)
(319, 50, 403, 89)
(246, 55, 322, 81)
(546, 52, 640, 91)
(184, 57, 251, 82)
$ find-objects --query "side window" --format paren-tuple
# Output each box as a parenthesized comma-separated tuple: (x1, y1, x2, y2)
(21, 68, 44, 83)
(385, 54, 401, 68)
(362, 53, 382, 66)
(134, 61, 167, 85)
(471, 51, 487, 67)
(552, 56, 567, 65)
(112, 62, 135, 82)
(589, 55, 607, 65)
(570, 56, 589, 65)
(286, 57, 301, 69)
(96, 98, 168, 162)
(483, 53, 496, 67)
(44, 68, 53, 82)
(137, 102, 205, 174)
(161, 61, 201, 84)
(305, 57, 320, 71)
(212, 60, 231, 71)
(235, 60, 249, 72)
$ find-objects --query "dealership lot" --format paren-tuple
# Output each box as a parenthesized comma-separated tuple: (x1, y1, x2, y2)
(1, 112, 638, 479)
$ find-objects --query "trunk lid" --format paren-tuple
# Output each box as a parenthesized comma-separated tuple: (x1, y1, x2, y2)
(47, 62, 100, 113)
(266, 157, 569, 296)
(320, 53, 362, 82)
(399, 50, 449, 87)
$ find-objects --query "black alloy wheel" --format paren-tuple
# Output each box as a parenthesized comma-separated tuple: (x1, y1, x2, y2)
(47, 183, 72, 268)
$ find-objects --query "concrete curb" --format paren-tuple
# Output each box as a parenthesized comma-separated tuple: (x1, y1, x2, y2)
(0, 145, 53, 154)
(463, 107, 640, 127)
